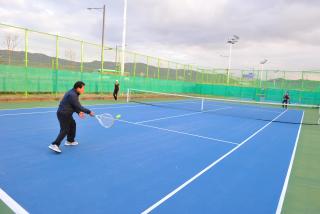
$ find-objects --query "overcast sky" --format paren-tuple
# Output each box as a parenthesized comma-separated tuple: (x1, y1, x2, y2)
(1, 0, 320, 71)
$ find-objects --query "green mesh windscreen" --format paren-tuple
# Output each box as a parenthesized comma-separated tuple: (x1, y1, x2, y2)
(0, 64, 319, 106)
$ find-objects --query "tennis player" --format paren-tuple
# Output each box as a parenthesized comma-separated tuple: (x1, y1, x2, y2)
(113, 80, 120, 100)
(49, 81, 94, 153)
(282, 91, 290, 109)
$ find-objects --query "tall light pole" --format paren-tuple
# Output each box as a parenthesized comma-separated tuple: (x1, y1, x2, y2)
(226, 35, 239, 85)
(115, 44, 127, 72)
(88, 5, 106, 72)
(121, 0, 128, 76)
(115, 45, 119, 71)
(260, 59, 268, 87)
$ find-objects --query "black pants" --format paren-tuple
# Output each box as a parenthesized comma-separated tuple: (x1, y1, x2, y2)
(113, 89, 119, 100)
(282, 100, 288, 108)
(52, 111, 76, 146)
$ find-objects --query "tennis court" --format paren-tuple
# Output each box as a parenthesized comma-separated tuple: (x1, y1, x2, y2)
(0, 89, 310, 214)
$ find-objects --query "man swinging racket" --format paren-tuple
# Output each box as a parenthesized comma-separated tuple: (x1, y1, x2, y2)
(49, 81, 94, 153)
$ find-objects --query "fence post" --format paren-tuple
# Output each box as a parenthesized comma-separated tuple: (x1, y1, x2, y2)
(55, 35, 59, 96)
(206, 71, 209, 83)
(175, 63, 178, 81)
(191, 65, 194, 82)
(301, 71, 304, 91)
(167, 61, 170, 80)
(157, 58, 160, 79)
(133, 53, 137, 77)
(24, 28, 29, 97)
(187, 65, 190, 81)
(80, 41, 84, 72)
(202, 69, 204, 83)
(282, 71, 285, 89)
(146, 56, 149, 78)
(55, 35, 59, 70)
(24, 29, 28, 68)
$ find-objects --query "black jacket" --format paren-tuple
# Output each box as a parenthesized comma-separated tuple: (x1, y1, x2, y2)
(57, 89, 91, 115)
(114, 83, 119, 91)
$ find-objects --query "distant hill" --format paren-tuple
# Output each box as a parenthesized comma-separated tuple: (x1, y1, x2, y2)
(0, 49, 193, 80)
(0, 50, 319, 91)
(0, 49, 116, 71)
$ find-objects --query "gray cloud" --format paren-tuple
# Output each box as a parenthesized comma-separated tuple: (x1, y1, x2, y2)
(127, 0, 320, 45)
(1, 0, 320, 70)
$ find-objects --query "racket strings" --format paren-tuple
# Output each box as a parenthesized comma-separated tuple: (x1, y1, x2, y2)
(96, 113, 114, 128)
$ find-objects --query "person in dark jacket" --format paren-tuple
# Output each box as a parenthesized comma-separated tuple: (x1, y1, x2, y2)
(282, 91, 290, 109)
(49, 81, 94, 153)
(113, 80, 120, 100)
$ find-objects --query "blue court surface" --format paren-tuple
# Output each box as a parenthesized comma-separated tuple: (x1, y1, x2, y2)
(0, 100, 303, 213)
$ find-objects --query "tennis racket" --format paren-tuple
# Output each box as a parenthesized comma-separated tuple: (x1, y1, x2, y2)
(95, 113, 116, 128)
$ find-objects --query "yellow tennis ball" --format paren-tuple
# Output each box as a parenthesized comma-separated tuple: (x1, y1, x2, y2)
(116, 114, 121, 119)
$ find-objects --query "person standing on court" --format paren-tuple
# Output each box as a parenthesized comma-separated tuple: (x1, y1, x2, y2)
(113, 80, 120, 100)
(49, 81, 94, 153)
(282, 91, 290, 109)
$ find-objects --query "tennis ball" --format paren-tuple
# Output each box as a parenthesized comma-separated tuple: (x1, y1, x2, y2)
(116, 114, 121, 119)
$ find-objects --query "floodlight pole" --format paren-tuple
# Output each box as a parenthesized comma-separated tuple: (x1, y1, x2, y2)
(226, 35, 239, 85)
(260, 59, 268, 87)
(101, 4, 106, 72)
(227, 42, 233, 84)
(87, 5, 106, 72)
(115, 45, 118, 71)
(121, 0, 128, 76)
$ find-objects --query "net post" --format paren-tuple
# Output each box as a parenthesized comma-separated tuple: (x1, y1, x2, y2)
(201, 98, 204, 111)
(126, 88, 130, 102)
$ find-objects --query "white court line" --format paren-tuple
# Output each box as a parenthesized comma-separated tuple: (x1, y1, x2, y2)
(0, 98, 205, 112)
(237, 107, 282, 114)
(0, 106, 58, 111)
(141, 109, 288, 214)
(275, 111, 304, 214)
(0, 100, 211, 117)
(0, 103, 140, 111)
(118, 119, 238, 145)
(0, 105, 141, 117)
(0, 111, 56, 116)
(204, 102, 282, 114)
(132, 100, 203, 107)
(91, 104, 141, 110)
(0, 188, 29, 214)
(136, 107, 232, 124)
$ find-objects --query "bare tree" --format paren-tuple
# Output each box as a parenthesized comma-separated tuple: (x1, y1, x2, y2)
(4, 34, 19, 65)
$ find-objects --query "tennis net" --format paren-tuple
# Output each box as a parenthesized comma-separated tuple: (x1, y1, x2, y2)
(127, 89, 320, 125)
